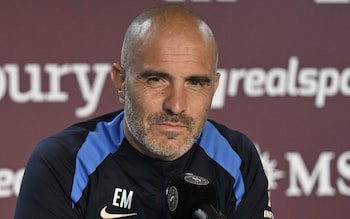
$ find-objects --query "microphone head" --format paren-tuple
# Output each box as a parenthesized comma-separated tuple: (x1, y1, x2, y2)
(166, 173, 216, 219)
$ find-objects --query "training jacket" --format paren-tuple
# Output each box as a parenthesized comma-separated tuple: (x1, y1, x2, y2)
(14, 110, 273, 219)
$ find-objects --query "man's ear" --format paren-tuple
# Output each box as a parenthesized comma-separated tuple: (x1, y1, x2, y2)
(214, 72, 220, 92)
(110, 63, 125, 104)
(110, 63, 125, 89)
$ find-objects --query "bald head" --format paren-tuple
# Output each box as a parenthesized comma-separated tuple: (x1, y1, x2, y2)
(120, 3, 218, 72)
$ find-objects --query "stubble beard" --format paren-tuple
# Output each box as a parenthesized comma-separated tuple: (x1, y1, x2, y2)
(123, 87, 207, 160)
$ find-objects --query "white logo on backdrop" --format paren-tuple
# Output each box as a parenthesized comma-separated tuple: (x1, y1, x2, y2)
(0, 63, 110, 118)
(1, 57, 349, 118)
(212, 56, 350, 110)
(255, 144, 350, 197)
(255, 144, 284, 190)
(0, 168, 24, 198)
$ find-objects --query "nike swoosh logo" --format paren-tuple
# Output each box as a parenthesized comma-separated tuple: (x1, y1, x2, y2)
(100, 206, 137, 219)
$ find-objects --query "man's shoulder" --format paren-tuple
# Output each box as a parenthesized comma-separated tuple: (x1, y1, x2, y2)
(34, 110, 123, 158)
(72, 110, 122, 131)
(205, 119, 257, 157)
(206, 119, 252, 144)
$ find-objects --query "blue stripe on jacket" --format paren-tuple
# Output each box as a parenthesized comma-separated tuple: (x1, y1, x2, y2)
(71, 112, 125, 206)
(197, 121, 245, 209)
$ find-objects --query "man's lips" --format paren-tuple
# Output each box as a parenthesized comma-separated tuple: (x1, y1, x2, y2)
(156, 123, 187, 131)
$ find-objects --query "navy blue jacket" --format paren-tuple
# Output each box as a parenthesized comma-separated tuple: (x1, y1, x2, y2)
(15, 110, 272, 219)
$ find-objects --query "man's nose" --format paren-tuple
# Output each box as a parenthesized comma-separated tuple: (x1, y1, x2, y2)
(162, 85, 187, 115)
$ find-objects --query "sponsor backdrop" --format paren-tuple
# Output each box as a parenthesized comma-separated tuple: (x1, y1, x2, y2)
(1, 0, 349, 218)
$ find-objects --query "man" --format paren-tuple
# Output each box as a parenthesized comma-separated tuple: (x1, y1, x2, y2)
(15, 3, 273, 219)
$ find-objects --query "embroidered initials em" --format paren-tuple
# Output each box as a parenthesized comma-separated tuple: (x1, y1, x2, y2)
(112, 188, 134, 209)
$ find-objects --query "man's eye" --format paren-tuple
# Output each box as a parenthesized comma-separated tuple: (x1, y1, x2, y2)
(187, 77, 211, 90)
(190, 79, 201, 86)
(147, 76, 166, 87)
(189, 79, 205, 88)
(148, 77, 161, 82)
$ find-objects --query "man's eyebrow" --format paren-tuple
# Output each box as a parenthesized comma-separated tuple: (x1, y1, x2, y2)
(187, 75, 211, 82)
(138, 71, 171, 79)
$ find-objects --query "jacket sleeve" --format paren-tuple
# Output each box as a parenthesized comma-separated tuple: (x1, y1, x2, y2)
(231, 133, 273, 219)
(14, 135, 81, 219)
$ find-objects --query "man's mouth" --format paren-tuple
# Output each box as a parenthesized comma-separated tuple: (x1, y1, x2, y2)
(157, 122, 187, 132)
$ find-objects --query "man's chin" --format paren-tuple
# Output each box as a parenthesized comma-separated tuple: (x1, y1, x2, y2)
(146, 143, 192, 161)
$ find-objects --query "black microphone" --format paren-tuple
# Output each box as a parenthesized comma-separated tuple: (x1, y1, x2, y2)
(166, 173, 226, 219)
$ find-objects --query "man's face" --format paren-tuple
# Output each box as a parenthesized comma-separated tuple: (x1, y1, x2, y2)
(122, 22, 219, 161)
